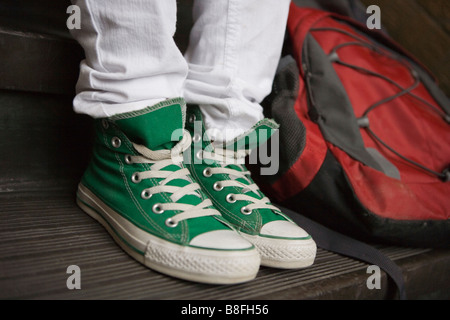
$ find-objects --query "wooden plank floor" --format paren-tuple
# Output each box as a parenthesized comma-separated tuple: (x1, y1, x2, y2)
(1, 189, 449, 300)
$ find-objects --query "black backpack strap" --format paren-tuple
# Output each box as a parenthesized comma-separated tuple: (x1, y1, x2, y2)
(277, 204, 407, 299)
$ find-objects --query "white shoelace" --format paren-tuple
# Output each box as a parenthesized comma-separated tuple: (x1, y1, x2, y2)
(201, 147, 280, 214)
(129, 130, 218, 227)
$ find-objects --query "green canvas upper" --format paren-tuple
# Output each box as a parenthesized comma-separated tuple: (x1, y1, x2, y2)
(79, 98, 233, 248)
(109, 99, 185, 151)
(185, 105, 297, 237)
(223, 118, 279, 151)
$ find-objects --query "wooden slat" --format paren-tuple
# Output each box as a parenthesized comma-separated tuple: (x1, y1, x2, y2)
(0, 28, 83, 95)
(0, 90, 93, 193)
(0, 0, 73, 39)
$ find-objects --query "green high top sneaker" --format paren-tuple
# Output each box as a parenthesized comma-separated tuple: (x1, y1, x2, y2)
(76, 98, 260, 284)
(185, 106, 316, 269)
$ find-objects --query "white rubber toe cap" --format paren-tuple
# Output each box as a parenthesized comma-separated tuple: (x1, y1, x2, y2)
(190, 230, 254, 250)
(260, 220, 310, 238)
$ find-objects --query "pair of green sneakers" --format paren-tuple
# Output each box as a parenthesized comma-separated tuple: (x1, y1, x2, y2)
(76, 98, 316, 284)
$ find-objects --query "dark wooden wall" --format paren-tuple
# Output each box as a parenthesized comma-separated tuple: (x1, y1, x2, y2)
(360, 0, 450, 95)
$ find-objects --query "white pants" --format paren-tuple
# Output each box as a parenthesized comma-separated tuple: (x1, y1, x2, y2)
(70, 0, 290, 141)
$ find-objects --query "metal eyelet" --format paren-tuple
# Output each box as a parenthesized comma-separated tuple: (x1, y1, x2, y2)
(192, 133, 201, 143)
(213, 182, 223, 191)
(203, 168, 212, 177)
(111, 137, 121, 148)
(131, 172, 141, 183)
(165, 218, 178, 228)
(152, 204, 164, 214)
(102, 119, 109, 129)
(125, 154, 133, 164)
(141, 190, 152, 200)
(226, 194, 236, 203)
(241, 206, 252, 215)
(196, 150, 203, 160)
(188, 114, 196, 123)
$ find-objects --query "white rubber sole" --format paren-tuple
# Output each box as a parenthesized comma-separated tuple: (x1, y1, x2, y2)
(76, 183, 260, 284)
(240, 233, 317, 269)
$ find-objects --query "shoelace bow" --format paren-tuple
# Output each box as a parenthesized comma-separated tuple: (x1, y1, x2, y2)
(130, 130, 218, 227)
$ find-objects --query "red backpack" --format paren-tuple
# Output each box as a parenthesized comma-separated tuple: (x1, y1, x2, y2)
(255, 4, 450, 247)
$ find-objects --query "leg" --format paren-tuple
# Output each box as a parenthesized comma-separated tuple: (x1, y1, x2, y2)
(184, 0, 291, 141)
(184, 0, 317, 268)
(70, 0, 187, 117)
(71, 0, 260, 284)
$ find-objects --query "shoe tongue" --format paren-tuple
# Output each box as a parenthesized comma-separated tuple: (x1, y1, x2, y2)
(223, 118, 279, 152)
(111, 98, 186, 151)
